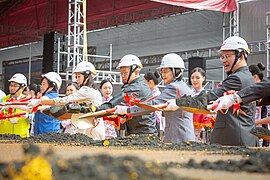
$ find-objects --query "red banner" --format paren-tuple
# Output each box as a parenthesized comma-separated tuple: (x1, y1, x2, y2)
(151, 0, 237, 12)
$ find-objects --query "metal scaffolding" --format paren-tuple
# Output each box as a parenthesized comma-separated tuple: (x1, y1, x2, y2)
(267, 12, 270, 77)
(222, 10, 239, 40)
(63, 0, 112, 82)
(67, 0, 85, 71)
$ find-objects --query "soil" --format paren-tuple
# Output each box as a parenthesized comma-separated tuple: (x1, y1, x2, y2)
(175, 90, 213, 114)
(251, 127, 270, 141)
(0, 133, 270, 179)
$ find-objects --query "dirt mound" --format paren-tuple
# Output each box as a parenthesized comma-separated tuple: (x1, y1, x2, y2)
(164, 151, 270, 173)
(1, 133, 270, 175)
(0, 143, 181, 180)
(0, 133, 267, 155)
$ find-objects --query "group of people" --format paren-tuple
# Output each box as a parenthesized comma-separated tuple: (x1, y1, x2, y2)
(0, 35, 269, 147)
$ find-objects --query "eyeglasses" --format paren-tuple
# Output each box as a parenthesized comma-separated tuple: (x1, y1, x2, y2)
(9, 84, 20, 88)
(160, 70, 171, 75)
(220, 54, 235, 60)
(120, 71, 130, 76)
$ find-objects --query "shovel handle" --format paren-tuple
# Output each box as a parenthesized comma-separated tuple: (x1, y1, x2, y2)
(0, 102, 29, 106)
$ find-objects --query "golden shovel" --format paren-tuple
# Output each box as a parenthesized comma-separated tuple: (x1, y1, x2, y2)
(71, 113, 95, 129)
(250, 127, 270, 141)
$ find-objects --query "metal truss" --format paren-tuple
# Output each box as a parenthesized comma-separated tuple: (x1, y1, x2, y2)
(67, 0, 85, 73)
(222, 9, 239, 40)
(65, 0, 113, 82)
(249, 40, 268, 54)
(267, 12, 270, 77)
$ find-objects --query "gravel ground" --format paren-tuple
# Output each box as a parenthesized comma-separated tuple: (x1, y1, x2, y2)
(0, 133, 269, 179)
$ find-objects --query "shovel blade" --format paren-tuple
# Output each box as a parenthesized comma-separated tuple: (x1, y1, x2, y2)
(131, 101, 162, 111)
(253, 134, 270, 141)
(79, 108, 116, 119)
(71, 113, 95, 129)
(57, 113, 73, 121)
(180, 106, 215, 114)
(250, 127, 270, 141)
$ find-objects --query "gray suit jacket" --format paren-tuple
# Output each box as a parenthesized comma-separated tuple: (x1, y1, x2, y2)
(110, 76, 156, 135)
(207, 66, 257, 146)
(129, 79, 195, 143)
(153, 80, 195, 143)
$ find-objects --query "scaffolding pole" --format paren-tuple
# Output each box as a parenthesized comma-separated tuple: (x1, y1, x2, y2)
(222, 8, 239, 80)
(67, 0, 85, 72)
(267, 12, 270, 77)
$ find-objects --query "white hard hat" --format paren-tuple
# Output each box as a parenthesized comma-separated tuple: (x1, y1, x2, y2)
(157, 53, 185, 70)
(8, 73, 27, 86)
(73, 61, 96, 75)
(117, 54, 143, 69)
(219, 36, 250, 54)
(42, 72, 62, 90)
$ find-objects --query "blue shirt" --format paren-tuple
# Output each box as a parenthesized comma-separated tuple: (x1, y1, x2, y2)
(34, 90, 61, 135)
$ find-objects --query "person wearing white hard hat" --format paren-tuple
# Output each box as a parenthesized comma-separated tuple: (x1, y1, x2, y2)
(52, 61, 102, 107)
(102, 54, 156, 135)
(170, 37, 257, 146)
(154, 53, 195, 143)
(28, 61, 104, 140)
(202, 36, 257, 146)
(0, 73, 31, 138)
(114, 53, 195, 143)
(29, 72, 63, 135)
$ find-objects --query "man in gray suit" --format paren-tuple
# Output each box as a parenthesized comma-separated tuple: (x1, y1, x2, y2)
(100, 54, 156, 135)
(206, 36, 257, 146)
(168, 36, 258, 146)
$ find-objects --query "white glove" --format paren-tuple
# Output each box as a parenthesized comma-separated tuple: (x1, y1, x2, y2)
(210, 94, 238, 112)
(114, 105, 128, 115)
(27, 99, 41, 107)
(164, 99, 179, 111)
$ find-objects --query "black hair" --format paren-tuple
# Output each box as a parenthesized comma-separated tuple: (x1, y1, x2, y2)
(190, 67, 206, 85)
(28, 83, 40, 96)
(82, 73, 96, 89)
(190, 67, 206, 78)
(235, 49, 248, 60)
(249, 63, 265, 80)
(144, 71, 160, 85)
(170, 68, 183, 81)
(67, 81, 80, 90)
(100, 79, 113, 89)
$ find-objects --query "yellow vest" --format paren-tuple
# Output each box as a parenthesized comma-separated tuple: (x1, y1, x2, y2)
(0, 94, 30, 138)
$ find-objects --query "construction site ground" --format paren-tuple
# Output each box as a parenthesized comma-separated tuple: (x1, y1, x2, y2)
(1, 141, 270, 180)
